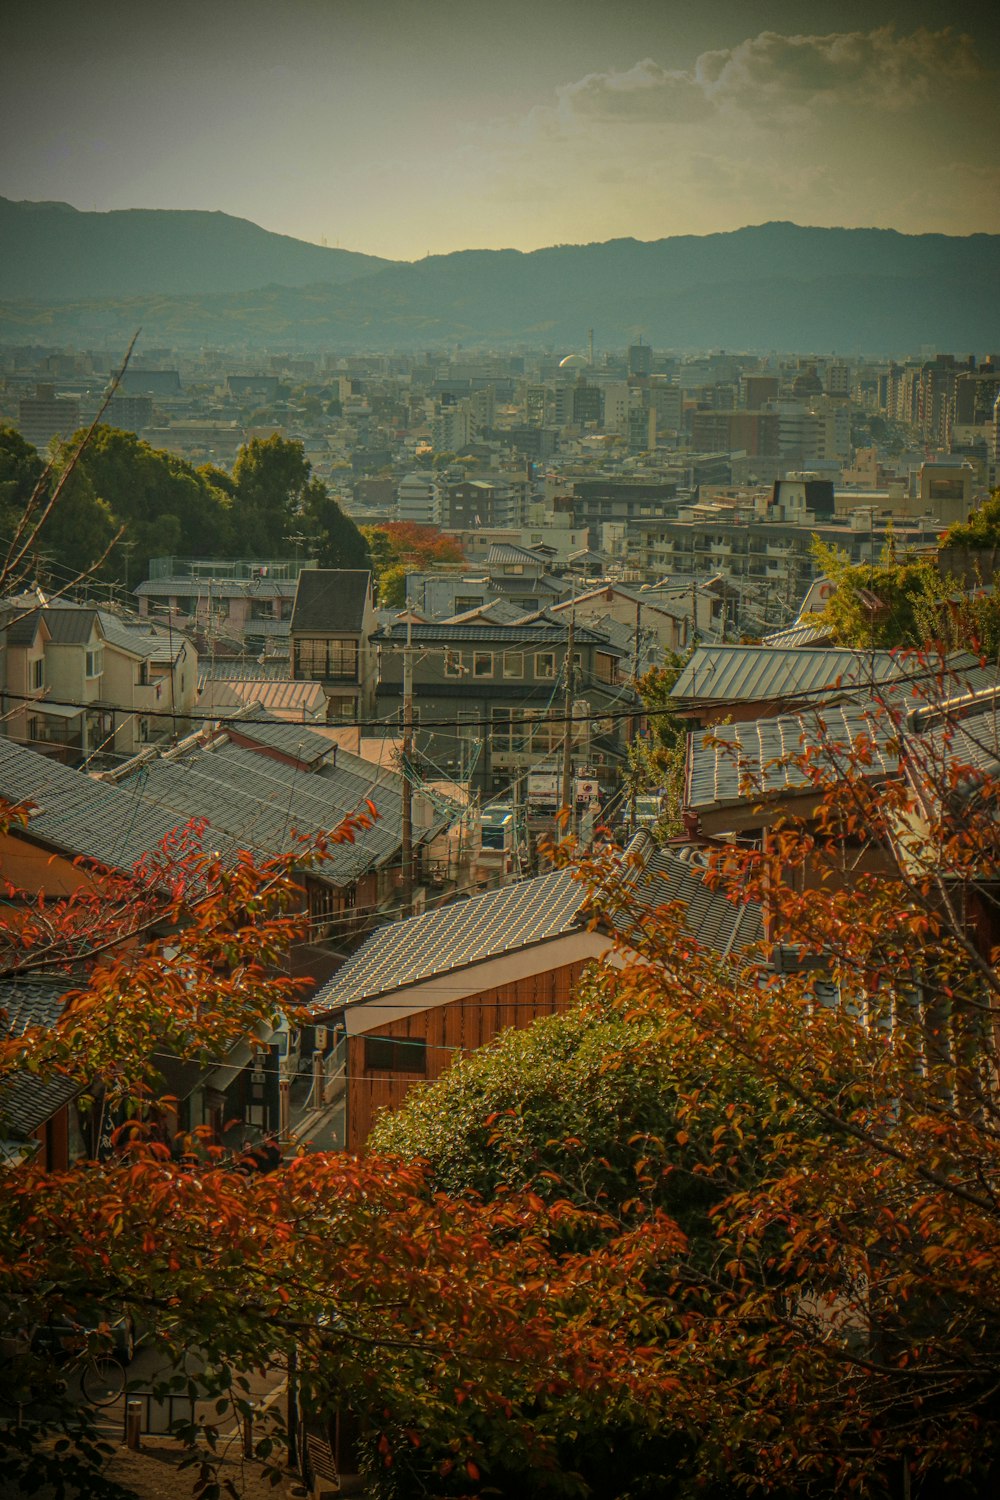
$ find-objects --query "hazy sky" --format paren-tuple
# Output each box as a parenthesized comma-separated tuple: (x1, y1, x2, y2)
(2, 0, 997, 260)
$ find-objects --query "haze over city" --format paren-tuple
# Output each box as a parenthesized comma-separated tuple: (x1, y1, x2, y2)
(2, 0, 998, 260)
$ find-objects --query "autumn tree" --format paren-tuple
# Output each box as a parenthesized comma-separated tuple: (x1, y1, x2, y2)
(360, 521, 465, 606)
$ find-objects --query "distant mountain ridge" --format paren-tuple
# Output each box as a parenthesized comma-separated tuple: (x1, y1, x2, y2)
(1, 201, 998, 352)
(0, 197, 392, 299)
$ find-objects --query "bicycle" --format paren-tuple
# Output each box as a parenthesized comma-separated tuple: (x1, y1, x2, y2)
(79, 1352, 127, 1407)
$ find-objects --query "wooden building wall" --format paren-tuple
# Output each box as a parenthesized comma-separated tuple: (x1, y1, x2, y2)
(345, 958, 591, 1151)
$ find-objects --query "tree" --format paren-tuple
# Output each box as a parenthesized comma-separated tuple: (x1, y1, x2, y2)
(301, 477, 371, 571)
(230, 434, 312, 555)
(61, 424, 235, 584)
(626, 655, 688, 834)
(360, 522, 465, 604)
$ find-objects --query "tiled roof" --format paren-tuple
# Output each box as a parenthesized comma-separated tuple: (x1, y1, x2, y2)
(224, 709, 336, 767)
(487, 543, 546, 567)
(118, 740, 445, 885)
(309, 869, 586, 1012)
(687, 704, 900, 813)
(0, 739, 196, 871)
(442, 599, 527, 625)
(616, 845, 765, 958)
(290, 570, 372, 633)
(671, 646, 904, 706)
(0, 976, 81, 1139)
(96, 611, 189, 662)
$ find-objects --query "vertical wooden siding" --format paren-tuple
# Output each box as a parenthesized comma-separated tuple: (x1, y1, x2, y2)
(346, 959, 590, 1151)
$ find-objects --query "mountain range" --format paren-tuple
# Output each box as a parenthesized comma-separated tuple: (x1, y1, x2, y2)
(2, 198, 998, 353)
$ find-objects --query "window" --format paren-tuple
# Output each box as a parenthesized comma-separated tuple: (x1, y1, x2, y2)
(594, 652, 615, 684)
(454, 595, 483, 613)
(364, 1035, 427, 1074)
(473, 651, 493, 678)
(31, 657, 44, 690)
(293, 638, 359, 681)
(534, 652, 556, 679)
(443, 650, 465, 678)
(503, 652, 524, 679)
(85, 648, 103, 679)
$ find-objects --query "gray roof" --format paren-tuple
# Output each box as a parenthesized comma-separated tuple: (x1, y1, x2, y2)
(377, 621, 621, 649)
(309, 869, 586, 1012)
(761, 622, 835, 649)
(290, 570, 373, 634)
(200, 677, 326, 717)
(95, 610, 189, 662)
(487, 543, 547, 567)
(0, 976, 81, 1139)
(225, 708, 335, 766)
(442, 599, 527, 625)
(118, 740, 445, 886)
(615, 846, 765, 959)
(671, 646, 904, 706)
(0, 738, 197, 871)
(136, 578, 298, 600)
(30, 607, 100, 645)
(687, 704, 900, 813)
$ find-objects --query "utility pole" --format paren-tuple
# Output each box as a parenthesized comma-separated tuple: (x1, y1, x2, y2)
(559, 603, 576, 830)
(400, 613, 414, 913)
(628, 599, 641, 834)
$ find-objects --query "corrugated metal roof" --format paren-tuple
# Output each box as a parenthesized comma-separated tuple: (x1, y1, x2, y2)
(687, 704, 899, 812)
(203, 678, 327, 718)
(309, 868, 585, 1011)
(761, 623, 835, 649)
(377, 622, 621, 648)
(616, 846, 765, 958)
(671, 646, 904, 705)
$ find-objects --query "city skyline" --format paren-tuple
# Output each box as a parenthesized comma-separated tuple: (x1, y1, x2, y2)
(2, 0, 998, 262)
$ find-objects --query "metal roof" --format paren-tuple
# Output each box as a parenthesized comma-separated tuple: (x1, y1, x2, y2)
(0, 739, 197, 871)
(760, 623, 835, 649)
(309, 869, 586, 1012)
(136, 579, 299, 599)
(671, 646, 904, 705)
(615, 845, 765, 958)
(201, 677, 327, 718)
(0, 976, 81, 1139)
(687, 704, 900, 812)
(290, 570, 373, 634)
(377, 621, 622, 648)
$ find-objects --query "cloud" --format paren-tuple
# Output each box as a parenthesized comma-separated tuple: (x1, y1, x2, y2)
(458, 25, 999, 250)
(534, 25, 987, 135)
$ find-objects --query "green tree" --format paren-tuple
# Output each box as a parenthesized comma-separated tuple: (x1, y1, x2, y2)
(58, 425, 235, 584)
(626, 654, 688, 834)
(230, 434, 312, 555)
(301, 478, 371, 570)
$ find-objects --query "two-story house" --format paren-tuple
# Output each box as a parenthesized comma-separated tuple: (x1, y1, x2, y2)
(0, 600, 196, 762)
(289, 570, 379, 721)
(373, 618, 638, 799)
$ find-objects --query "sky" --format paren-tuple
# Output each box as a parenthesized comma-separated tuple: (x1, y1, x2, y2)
(1, 0, 997, 261)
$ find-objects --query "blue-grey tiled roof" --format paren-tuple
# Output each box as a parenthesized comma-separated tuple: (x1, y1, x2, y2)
(377, 622, 621, 648)
(224, 709, 336, 767)
(0, 739, 198, 871)
(309, 869, 587, 1011)
(0, 976, 82, 1139)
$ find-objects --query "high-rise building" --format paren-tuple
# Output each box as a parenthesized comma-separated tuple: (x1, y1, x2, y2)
(17, 384, 81, 450)
(628, 341, 653, 377)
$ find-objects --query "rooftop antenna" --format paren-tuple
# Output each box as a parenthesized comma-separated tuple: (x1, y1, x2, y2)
(588, 329, 594, 367)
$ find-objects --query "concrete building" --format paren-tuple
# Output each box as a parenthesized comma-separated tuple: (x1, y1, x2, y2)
(17, 384, 81, 449)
